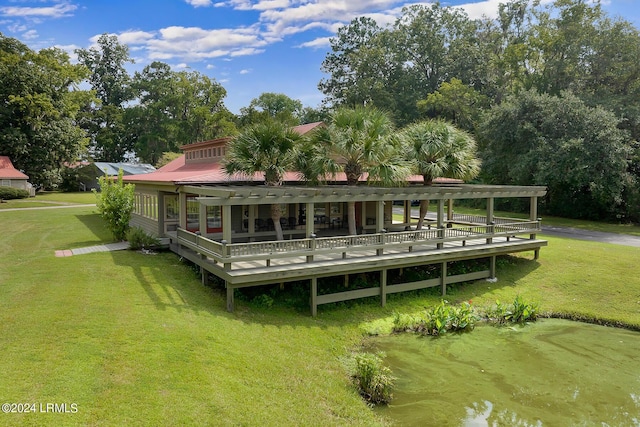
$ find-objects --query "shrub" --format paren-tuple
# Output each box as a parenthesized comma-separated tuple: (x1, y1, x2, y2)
(350, 352, 395, 405)
(0, 186, 29, 200)
(251, 294, 274, 308)
(126, 227, 160, 250)
(93, 169, 134, 241)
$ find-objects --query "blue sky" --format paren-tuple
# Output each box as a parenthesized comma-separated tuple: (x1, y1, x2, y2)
(1, 0, 638, 113)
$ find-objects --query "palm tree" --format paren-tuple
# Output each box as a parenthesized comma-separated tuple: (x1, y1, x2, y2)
(400, 119, 481, 229)
(223, 120, 303, 240)
(307, 106, 411, 235)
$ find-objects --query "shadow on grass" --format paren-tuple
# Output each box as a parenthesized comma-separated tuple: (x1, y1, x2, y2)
(106, 246, 543, 330)
(74, 213, 114, 245)
(108, 249, 234, 318)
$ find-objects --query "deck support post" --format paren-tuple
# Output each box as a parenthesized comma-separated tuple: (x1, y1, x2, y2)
(441, 261, 447, 296)
(380, 269, 387, 307)
(490, 255, 496, 279)
(201, 268, 209, 285)
(310, 277, 317, 317)
(226, 283, 234, 312)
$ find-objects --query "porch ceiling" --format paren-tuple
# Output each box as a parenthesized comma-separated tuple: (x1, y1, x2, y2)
(182, 184, 547, 206)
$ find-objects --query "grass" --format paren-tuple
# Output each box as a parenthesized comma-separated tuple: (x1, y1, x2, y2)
(0, 203, 639, 425)
(393, 201, 640, 236)
(0, 191, 96, 209)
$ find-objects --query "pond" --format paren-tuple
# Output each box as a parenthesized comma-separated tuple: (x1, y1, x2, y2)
(373, 319, 640, 426)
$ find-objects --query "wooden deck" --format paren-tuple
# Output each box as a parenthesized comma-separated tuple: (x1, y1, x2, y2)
(170, 216, 547, 315)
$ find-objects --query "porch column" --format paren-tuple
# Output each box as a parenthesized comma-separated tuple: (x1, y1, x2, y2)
(198, 200, 207, 236)
(437, 199, 445, 249)
(248, 205, 256, 236)
(447, 199, 454, 222)
(179, 192, 187, 229)
(404, 201, 411, 224)
(376, 200, 385, 233)
(222, 204, 232, 243)
(305, 202, 314, 237)
(530, 196, 539, 259)
(486, 197, 495, 244)
(384, 201, 393, 229)
(376, 201, 385, 256)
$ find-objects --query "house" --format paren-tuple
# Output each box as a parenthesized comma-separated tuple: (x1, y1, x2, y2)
(0, 156, 35, 196)
(67, 162, 156, 191)
(123, 123, 547, 315)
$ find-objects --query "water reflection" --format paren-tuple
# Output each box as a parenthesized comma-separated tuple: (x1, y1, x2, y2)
(373, 319, 640, 426)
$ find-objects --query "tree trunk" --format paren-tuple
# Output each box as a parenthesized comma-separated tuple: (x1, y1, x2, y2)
(416, 199, 429, 230)
(347, 201, 357, 235)
(271, 203, 284, 241)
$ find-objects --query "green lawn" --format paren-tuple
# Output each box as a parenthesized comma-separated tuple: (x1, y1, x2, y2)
(0, 191, 96, 209)
(0, 205, 639, 426)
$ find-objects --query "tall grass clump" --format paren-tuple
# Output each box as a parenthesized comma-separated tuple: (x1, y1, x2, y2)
(349, 352, 395, 405)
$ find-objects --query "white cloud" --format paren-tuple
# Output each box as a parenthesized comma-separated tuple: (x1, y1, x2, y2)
(175, 63, 189, 69)
(239, 69, 251, 74)
(22, 29, 38, 39)
(297, 36, 331, 49)
(185, 0, 213, 7)
(117, 30, 156, 45)
(206, 64, 216, 69)
(8, 23, 28, 33)
(252, 0, 291, 11)
(0, 2, 77, 18)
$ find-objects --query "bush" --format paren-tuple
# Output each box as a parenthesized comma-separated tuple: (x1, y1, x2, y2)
(93, 169, 134, 241)
(126, 227, 160, 250)
(0, 186, 29, 200)
(350, 352, 395, 405)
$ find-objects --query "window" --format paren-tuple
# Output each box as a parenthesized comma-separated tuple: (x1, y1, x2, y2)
(207, 205, 222, 232)
(186, 196, 199, 232)
(165, 195, 178, 220)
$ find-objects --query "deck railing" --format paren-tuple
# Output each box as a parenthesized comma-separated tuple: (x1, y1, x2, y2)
(176, 218, 541, 270)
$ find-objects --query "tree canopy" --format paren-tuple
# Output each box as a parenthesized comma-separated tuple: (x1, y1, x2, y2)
(0, 33, 91, 188)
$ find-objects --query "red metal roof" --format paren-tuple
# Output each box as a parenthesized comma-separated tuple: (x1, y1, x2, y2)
(123, 121, 459, 185)
(123, 155, 456, 185)
(0, 156, 29, 179)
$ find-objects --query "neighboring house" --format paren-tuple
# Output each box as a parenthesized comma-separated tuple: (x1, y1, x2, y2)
(69, 162, 156, 191)
(0, 156, 35, 196)
(123, 122, 547, 315)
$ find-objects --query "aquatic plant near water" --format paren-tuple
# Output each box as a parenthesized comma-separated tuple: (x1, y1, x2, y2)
(350, 352, 395, 405)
